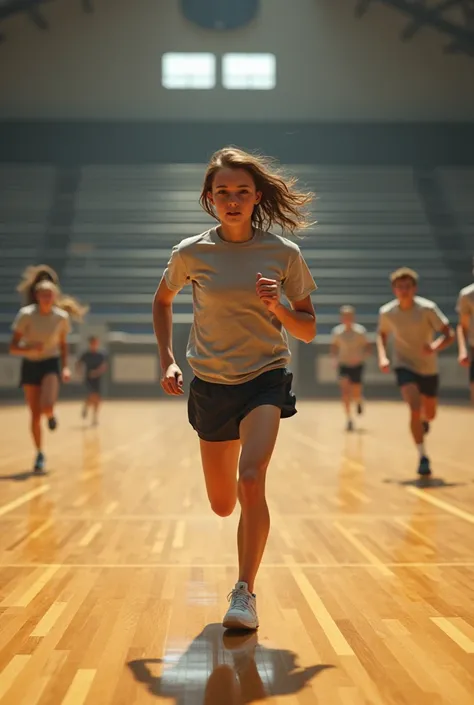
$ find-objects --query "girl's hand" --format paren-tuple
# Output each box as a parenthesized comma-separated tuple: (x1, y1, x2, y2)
(161, 363, 184, 396)
(62, 367, 71, 383)
(256, 273, 281, 314)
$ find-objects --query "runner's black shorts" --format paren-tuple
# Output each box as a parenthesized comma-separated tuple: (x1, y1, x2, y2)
(188, 367, 296, 442)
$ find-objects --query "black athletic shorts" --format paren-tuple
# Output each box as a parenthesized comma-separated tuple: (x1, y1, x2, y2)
(188, 367, 296, 442)
(339, 364, 364, 384)
(85, 376, 102, 394)
(20, 357, 61, 387)
(395, 367, 439, 397)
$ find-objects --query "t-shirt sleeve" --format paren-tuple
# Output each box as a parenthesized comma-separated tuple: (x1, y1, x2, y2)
(428, 304, 449, 332)
(282, 251, 317, 303)
(163, 246, 190, 292)
(11, 310, 29, 334)
(456, 293, 472, 316)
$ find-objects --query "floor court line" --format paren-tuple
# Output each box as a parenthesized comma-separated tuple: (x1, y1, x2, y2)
(0, 485, 50, 518)
(291, 567, 355, 656)
(2, 561, 473, 569)
(406, 487, 474, 524)
(333, 522, 393, 576)
(0, 513, 456, 522)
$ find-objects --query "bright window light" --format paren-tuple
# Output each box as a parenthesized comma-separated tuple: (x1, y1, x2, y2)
(222, 53, 276, 90)
(162, 53, 216, 89)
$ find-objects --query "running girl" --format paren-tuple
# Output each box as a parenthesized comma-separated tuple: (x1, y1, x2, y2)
(153, 147, 317, 630)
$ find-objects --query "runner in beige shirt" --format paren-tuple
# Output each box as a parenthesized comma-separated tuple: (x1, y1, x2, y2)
(331, 306, 371, 431)
(10, 265, 87, 473)
(377, 267, 454, 477)
(456, 262, 474, 403)
(153, 147, 317, 631)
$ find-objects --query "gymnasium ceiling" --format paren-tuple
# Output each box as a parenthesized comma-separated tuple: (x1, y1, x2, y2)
(0, 0, 473, 56)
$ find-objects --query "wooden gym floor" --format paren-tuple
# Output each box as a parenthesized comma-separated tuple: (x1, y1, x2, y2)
(0, 399, 473, 705)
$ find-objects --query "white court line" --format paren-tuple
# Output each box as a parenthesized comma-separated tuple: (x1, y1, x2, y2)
(0, 485, 49, 518)
(406, 487, 474, 525)
(2, 561, 473, 569)
(334, 522, 393, 576)
(291, 567, 354, 656)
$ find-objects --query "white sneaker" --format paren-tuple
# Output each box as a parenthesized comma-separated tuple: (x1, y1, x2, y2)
(223, 581, 259, 630)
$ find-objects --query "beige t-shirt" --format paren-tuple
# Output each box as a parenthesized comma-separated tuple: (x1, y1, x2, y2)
(12, 304, 71, 361)
(378, 296, 449, 375)
(331, 323, 369, 365)
(164, 227, 317, 384)
(456, 283, 474, 346)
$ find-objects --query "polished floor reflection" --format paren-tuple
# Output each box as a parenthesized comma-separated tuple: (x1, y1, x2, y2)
(0, 400, 473, 704)
(128, 625, 332, 703)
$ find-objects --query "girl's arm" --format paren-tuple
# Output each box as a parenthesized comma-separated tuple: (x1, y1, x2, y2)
(457, 313, 470, 364)
(59, 331, 71, 381)
(153, 277, 183, 395)
(9, 331, 43, 356)
(376, 331, 390, 371)
(428, 323, 455, 353)
(255, 274, 316, 343)
(273, 296, 316, 344)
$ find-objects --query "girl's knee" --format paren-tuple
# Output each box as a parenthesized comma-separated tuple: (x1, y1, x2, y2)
(210, 498, 236, 517)
(238, 466, 266, 505)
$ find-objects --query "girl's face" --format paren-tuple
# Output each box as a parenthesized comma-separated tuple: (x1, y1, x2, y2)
(209, 168, 261, 227)
(36, 288, 55, 311)
(393, 277, 417, 303)
(341, 312, 354, 326)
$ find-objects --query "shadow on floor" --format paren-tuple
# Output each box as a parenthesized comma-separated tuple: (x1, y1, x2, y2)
(128, 624, 333, 704)
(384, 477, 465, 489)
(0, 470, 49, 481)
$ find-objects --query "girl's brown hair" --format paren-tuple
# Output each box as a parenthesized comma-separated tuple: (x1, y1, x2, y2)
(17, 265, 89, 321)
(390, 267, 419, 286)
(200, 147, 314, 234)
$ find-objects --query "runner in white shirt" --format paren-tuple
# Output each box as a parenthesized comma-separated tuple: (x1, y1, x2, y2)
(456, 260, 474, 404)
(331, 306, 371, 431)
(377, 267, 454, 477)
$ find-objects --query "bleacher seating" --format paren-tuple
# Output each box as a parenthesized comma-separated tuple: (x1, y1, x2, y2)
(0, 164, 55, 334)
(1, 163, 470, 338)
(437, 167, 474, 246)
